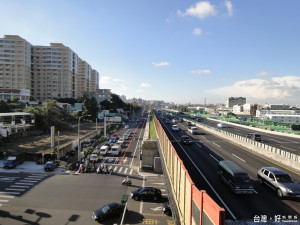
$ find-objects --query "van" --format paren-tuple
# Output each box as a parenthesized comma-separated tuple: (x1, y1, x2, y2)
(218, 160, 254, 194)
(111, 145, 120, 156)
(100, 146, 108, 156)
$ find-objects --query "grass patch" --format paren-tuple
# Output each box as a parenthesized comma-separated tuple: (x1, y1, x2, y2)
(149, 114, 157, 139)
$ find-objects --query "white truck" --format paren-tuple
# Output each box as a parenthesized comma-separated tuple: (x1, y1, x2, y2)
(111, 145, 120, 156)
(188, 126, 199, 135)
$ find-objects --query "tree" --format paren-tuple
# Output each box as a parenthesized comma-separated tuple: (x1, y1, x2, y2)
(0, 100, 10, 113)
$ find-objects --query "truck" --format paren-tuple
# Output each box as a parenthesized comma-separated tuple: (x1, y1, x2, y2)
(111, 145, 120, 156)
(188, 126, 199, 135)
(3, 152, 26, 169)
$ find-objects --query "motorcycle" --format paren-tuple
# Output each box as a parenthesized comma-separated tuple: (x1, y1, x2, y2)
(122, 179, 132, 186)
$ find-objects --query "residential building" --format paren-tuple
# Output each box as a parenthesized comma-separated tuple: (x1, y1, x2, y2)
(0, 35, 32, 96)
(0, 35, 99, 102)
(226, 97, 246, 108)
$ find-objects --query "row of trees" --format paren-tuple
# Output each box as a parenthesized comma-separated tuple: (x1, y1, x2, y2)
(0, 93, 141, 132)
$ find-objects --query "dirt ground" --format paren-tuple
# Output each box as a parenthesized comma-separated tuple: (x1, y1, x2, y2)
(0, 123, 101, 155)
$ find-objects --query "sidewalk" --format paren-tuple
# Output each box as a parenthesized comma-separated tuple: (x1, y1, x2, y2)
(0, 161, 67, 174)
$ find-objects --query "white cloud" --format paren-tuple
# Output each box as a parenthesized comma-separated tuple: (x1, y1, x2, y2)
(256, 71, 272, 77)
(178, 1, 216, 19)
(120, 85, 128, 91)
(152, 61, 170, 67)
(193, 28, 202, 36)
(99, 76, 111, 85)
(113, 78, 125, 82)
(206, 76, 300, 104)
(136, 89, 144, 93)
(225, 0, 233, 16)
(140, 83, 151, 88)
(191, 69, 211, 75)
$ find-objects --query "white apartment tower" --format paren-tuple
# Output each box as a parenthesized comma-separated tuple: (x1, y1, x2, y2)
(0, 35, 99, 102)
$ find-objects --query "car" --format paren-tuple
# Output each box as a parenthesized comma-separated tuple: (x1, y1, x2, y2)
(123, 133, 129, 140)
(100, 146, 108, 156)
(181, 135, 191, 144)
(118, 138, 124, 143)
(162, 202, 172, 216)
(130, 187, 162, 201)
(186, 121, 192, 126)
(124, 125, 129, 129)
(112, 132, 119, 139)
(217, 123, 227, 128)
(103, 142, 111, 150)
(172, 125, 179, 131)
(257, 167, 300, 198)
(89, 154, 98, 162)
(109, 137, 116, 143)
(92, 202, 126, 222)
(44, 161, 56, 171)
(172, 118, 179, 123)
(246, 133, 262, 142)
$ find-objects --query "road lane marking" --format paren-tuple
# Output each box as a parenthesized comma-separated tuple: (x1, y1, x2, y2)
(113, 166, 118, 172)
(213, 142, 221, 147)
(209, 154, 219, 163)
(139, 176, 146, 214)
(0, 195, 15, 198)
(232, 154, 246, 162)
(196, 143, 202, 148)
(15, 183, 34, 185)
(129, 169, 133, 174)
(119, 167, 123, 173)
(20, 180, 37, 183)
(10, 185, 29, 188)
(24, 178, 41, 181)
(0, 192, 20, 195)
(0, 199, 9, 202)
(124, 168, 128, 174)
(5, 188, 25, 191)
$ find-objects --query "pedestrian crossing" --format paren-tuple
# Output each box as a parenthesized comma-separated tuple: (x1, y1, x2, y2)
(0, 173, 49, 208)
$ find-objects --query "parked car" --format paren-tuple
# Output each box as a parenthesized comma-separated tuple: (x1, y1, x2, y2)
(3, 152, 25, 169)
(130, 187, 162, 201)
(217, 123, 227, 128)
(92, 202, 126, 222)
(181, 135, 191, 144)
(246, 133, 262, 142)
(257, 167, 300, 198)
(162, 202, 172, 216)
(44, 161, 56, 171)
(172, 125, 179, 131)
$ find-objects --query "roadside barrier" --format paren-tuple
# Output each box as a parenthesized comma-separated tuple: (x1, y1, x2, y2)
(153, 113, 225, 225)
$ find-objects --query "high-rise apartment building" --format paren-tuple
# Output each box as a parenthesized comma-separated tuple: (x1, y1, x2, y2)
(0, 35, 32, 93)
(0, 35, 99, 102)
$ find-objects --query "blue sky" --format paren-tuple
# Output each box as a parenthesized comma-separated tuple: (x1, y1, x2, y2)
(1, 0, 300, 105)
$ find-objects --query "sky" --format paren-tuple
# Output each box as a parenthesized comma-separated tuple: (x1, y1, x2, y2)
(1, 0, 300, 106)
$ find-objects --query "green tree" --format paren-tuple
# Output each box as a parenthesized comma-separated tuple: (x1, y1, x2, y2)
(0, 100, 10, 113)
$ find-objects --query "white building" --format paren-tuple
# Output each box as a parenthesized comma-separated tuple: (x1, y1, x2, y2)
(266, 114, 300, 123)
(226, 97, 246, 108)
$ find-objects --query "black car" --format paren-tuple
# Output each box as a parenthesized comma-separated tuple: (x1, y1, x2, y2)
(162, 202, 172, 216)
(44, 161, 56, 171)
(181, 135, 191, 144)
(186, 121, 192, 126)
(130, 187, 162, 201)
(246, 133, 262, 142)
(92, 202, 125, 222)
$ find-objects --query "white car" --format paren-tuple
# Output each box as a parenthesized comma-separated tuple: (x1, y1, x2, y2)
(124, 125, 129, 129)
(217, 123, 227, 128)
(118, 138, 124, 143)
(172, 125, 179, 131)
(100, 146, 108, 156)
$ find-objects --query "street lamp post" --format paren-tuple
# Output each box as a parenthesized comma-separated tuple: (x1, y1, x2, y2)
(78, 115, 91, 160)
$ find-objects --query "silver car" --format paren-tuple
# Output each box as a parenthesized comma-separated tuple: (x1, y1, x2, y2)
(257, 167, 300, 198)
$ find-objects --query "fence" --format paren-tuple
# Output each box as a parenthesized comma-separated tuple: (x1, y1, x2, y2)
(153, 113, 225, 225)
